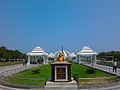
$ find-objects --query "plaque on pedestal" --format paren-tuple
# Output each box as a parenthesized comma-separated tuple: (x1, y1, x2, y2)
(56, 67, 66, 79)
(51, 61, 71, 82)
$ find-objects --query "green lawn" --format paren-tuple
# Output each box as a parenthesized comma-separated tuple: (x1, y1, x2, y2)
(6, 61, 118, 87)
(6, 64, 51, 87)
(12, 64, 51, 80)
(71, 62, 111, 78)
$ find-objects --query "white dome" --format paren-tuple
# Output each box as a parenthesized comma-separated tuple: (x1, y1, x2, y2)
(77, 46, 98, 55)
(80, 46, 94, 53)
(82, 46, 91, 50)
(31, 47, 44, 53)
(27, 47, 48, 56)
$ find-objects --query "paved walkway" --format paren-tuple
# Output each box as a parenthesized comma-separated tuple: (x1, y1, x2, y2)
(0, 64, 24, 74)
(0, 64, 38, 90)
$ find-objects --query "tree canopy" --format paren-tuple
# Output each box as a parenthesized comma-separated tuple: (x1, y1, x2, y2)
(97, 51, 120, 61)
(0, 46, 27, 61)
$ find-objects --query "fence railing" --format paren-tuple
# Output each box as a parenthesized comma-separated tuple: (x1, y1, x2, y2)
(0, 65, 32, 77)
(83, 63, 120, 76)
(96, 64, 120, 75)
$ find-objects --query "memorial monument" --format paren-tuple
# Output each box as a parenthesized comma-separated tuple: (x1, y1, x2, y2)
(51, 51, 71, 82)
(45, 48, 77, 89)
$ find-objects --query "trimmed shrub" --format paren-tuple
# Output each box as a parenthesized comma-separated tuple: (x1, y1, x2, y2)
(31, 68, 40, 74)
(86, 68, 95, 74)
(73, 72, 80, 82)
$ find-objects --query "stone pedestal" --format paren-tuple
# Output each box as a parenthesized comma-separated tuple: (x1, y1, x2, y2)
(51, 61, 71, 82)
(45, 80, 77, 89)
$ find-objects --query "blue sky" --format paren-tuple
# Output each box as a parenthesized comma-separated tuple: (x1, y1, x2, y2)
(0, 0, 120, 53)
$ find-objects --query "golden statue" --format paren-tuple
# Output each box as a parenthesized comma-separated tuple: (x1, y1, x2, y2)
(57, 52, 64, 62)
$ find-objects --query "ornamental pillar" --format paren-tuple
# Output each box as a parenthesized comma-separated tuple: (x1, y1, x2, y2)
(79, 55, 81, 64)
(27, 55, 30, 65)
(94, 55, 97, 64)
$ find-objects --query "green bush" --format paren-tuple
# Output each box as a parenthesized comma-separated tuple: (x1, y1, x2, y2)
(73, 72, 80, 82)
(86, 68, 95, 74)
(31, 68, 40, 74)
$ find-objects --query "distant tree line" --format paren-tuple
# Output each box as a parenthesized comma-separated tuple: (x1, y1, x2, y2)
(97, 51, 120, 61)
(0, 46, 27, 62)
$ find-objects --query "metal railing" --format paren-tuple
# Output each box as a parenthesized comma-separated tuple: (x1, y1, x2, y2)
(0, 65, 31, 77)
(83, 63, 120, 76)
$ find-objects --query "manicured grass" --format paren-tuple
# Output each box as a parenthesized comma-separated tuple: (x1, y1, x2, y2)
(71, 62, 112, 78)
(6, 64, 51, 87)
(6, 61, 118, 87)
(13, 64, 51, 80)
(0, 61, 22, 67)
(7, 77, 45, 86)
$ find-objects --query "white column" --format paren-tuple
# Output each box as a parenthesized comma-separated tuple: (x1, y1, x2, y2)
(46, 56, 48, 64)
(94, 55, 97, 64)
(91, 56, 92, 61)
(44, 56, 48, 64)
(77, 55, 79, 63)
(79, 55, 81, 64)
(27, 55, 30, 65)
(91, 56, 93, 65)
(43, 56, 45, 64)
(76, 55, 78, 63)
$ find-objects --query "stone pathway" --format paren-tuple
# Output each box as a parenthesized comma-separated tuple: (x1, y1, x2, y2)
(0, 64, 38, 90)
(0, 64, 23, 74)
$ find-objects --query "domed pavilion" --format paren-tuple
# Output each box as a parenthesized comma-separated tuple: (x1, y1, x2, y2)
(27, 47, 48, 65)
(76, 46, 98, 64)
